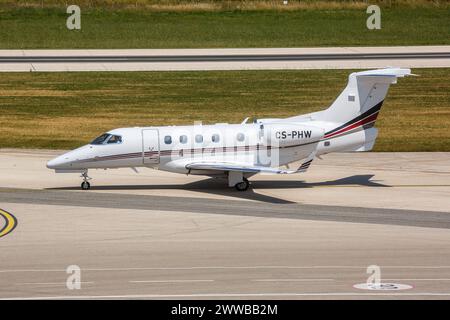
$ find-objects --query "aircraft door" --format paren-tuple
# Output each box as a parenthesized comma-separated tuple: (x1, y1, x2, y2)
(142, 129, 160, 164)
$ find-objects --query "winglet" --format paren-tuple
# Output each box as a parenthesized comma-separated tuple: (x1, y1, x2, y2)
(355, 67, 412, 78)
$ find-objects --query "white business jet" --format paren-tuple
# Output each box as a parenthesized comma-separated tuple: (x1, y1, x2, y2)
(47, 68, 412, 191)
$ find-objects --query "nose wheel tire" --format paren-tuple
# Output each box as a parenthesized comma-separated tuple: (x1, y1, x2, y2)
(234, 178, 250, 191)
(80, 170, 92, 190)
(81, 181, 91, 190)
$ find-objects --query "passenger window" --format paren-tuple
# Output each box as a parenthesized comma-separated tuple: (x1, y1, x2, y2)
(237, 133, 245, 142)
(212, 134, 220, 143)
(107, 135, 122, 144)
(164, 135, 172, 144)
(195, 134, 203, 143)
(179, 135, 188, 144)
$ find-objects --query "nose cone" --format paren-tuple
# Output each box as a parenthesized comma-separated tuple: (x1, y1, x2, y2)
(47, 145, 91, 170)
(47, 155, 69, 169)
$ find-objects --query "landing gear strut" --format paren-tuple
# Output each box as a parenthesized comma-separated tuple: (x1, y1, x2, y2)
(228, 171, 250, 191)
(80, 171, 91, 190)
(235, 177, 250, 191)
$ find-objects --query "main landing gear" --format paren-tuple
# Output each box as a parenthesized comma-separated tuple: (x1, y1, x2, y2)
(234, 178, 250, 192)
(228, 171, 251, 191)
(80, 171, 92, 190)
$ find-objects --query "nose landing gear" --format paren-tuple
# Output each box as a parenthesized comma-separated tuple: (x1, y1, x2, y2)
(80, 171, 92, 190)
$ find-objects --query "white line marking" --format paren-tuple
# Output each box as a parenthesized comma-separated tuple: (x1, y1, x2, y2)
(253, 279, 335, 282)
(4, 292, 450, 300)
(16, 282, 94, 286)
(130, 280, 214, 283)
(384, 279, 450, 281)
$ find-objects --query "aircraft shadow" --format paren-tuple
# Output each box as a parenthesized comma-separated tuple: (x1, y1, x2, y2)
(47, 174, 388, 204)
(252, 174, 388, 189)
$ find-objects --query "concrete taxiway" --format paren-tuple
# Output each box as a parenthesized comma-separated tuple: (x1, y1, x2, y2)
(1, 46, 449, 71)
(0, 149, 449, 299)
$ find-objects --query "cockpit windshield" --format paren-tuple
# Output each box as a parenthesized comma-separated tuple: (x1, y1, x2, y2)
(90, 133, 111, 145)
(90, 133, 123, 145)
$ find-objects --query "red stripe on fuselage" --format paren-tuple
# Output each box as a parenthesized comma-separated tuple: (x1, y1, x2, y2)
(324, 112, 379, 139)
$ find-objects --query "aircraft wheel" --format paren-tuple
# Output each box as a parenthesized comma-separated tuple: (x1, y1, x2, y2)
(81, 181, 91, 190)
(235, 178, 250, 191)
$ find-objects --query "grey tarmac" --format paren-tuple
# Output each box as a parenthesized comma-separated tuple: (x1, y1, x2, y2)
(0, 188, 449, 229)
(0, 150, 449, 299)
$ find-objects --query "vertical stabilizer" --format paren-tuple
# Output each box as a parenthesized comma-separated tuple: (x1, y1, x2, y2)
(320, 68, 411, 125)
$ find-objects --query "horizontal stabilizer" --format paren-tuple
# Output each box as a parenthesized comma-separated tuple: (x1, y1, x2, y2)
(296, 150, 317, 173)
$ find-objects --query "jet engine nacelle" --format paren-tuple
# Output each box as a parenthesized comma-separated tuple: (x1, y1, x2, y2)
(263, 123, 324, 147)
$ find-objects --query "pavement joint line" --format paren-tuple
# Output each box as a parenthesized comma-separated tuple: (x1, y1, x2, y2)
(4, 292, 450, 300)
(3, 265, 450, 273)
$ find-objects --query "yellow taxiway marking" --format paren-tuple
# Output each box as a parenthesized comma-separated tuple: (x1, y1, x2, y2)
(0, 209, 17, 238)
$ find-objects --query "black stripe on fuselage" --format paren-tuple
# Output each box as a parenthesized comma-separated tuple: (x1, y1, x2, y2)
(74, 140, 321, 164)
(324, 100, 384, 136)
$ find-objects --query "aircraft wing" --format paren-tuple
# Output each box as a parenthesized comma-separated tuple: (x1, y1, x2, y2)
(185, 161, 293, 174)
(185, 154, 316, 175)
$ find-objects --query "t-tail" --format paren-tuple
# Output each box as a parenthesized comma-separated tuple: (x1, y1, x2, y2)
(290, 67, 412, 153)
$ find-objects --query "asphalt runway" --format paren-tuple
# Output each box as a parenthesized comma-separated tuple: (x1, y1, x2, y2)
(0, 150, 450, 299)
(1, 51, 449, 63)
(1, 46, 449, 71)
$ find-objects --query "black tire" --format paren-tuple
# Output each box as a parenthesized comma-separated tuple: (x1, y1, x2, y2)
(235, 179, 250, 191)
(81, 181, 91, 190)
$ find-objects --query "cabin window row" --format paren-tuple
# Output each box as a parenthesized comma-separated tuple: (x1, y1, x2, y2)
(164, 133, 245, 145)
